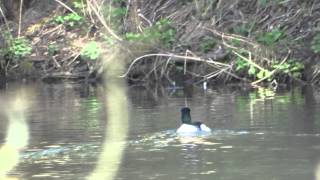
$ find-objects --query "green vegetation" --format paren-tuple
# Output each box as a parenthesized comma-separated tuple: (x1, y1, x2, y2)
(235, 51, 304, 81)
(257, 28, 285, 46)
(272, 60, 304, 78)
(7, 37, 32, 60)
(1, 0, 316, 85)
(81, 41, 101, 60)
(54, 13, 83, 27)
(200, 37, 217, 53)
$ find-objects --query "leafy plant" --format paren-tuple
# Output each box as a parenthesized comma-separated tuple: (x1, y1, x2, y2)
(200, 37, 217, 53)
(54, 13, 83, 27)
(257, 28, 285, 46)
(235, 53, 304, 81)
(272, 59, 304, 78)
(8, 37, 32, 59)
(81, 41, 101, 60)
(73, 1, 85, 10)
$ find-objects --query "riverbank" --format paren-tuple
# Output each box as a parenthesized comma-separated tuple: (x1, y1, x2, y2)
(0, 0, 319, 87)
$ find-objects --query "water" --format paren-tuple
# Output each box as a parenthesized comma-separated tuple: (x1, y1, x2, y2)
(1, 82, 320, 180)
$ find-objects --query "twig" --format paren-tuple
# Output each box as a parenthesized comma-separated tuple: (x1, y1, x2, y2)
(54, 0, 79, 15)
(120, 53, 230, 77)
(0, 6, 11, 33)
(251, 49, 291, 85)
(232, 50, 266, 71)
(18, 0, 24, 37)
(86, 0, 123, 41)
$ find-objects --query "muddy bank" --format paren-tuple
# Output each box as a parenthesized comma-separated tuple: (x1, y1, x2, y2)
(0, 0, 319, 87)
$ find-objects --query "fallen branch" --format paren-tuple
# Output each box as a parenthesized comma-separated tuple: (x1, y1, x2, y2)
(120, 53, 230, 77)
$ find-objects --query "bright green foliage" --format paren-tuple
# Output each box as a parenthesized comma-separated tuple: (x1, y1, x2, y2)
(81, 41, 101, 60)
(54, 13, 83, 27)
(200, 37, 217, 53)
(8, 37, 32, 59)
(235, 50, 250, 72)
(272, 60, 304, 78)
(125, 18, 176, 48)
(311, 33, 320, 53)
(257, 28, 285, 46)
(248, 65, 257, 75)
(235, 56, 249, 71)
(73, 1, 85, 10)
(235, 53, 304, 80)
(125, 32, 142, 41)
(236, 57, 262, 78)
(256, 70, 272, 80)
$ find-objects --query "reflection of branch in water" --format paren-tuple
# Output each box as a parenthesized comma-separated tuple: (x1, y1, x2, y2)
(0, 89, 31, 179)
(316, 161, 320, 180)
(87, 47, 129, 180)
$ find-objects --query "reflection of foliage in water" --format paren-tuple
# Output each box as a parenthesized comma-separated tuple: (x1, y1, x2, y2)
(82, 96, 102, 131)
(235, 87, 309, 130)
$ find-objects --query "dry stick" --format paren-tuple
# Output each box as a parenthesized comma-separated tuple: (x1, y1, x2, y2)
(184, 51, 187, 75)
(52, 55, 62, 68)
(41, 24, 63, 36)
(142, 58, 166, 82)
(205, 27, 259, 48)
(120, 53, 230, 77)
(251, 50, 291, 85)
(85, 0, 94, 24)
(18, 0, 24, 37)
(161, 56, 173, 77)
(86, 0, 122, 41)
(67, 53, 81, 67)
(54, 0, 79, 15)
(232, 50, 266, 71)
(0, 6, 11, 33)
(81, 0, 87, 16)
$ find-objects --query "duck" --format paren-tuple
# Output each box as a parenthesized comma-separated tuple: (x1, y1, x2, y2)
(176, 107, 211, 134)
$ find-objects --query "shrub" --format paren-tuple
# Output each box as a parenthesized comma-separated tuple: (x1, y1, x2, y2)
(8, 37, 32, 59)
(81, 41, 101, 60)
(257, 28, 285, 46)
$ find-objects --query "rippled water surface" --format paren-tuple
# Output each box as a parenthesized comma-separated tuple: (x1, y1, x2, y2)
(1, 83, 320, 180)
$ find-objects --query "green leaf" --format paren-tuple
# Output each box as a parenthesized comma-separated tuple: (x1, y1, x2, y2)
(257, 70, 265, 79)
(248, 65, 256, 75)
(81, 41, 101, 60)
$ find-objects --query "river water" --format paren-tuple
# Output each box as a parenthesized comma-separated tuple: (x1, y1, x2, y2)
(0, 82, 320, 180)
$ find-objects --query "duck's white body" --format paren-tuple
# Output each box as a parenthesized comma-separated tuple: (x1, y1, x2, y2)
(177, 123, 211, 133)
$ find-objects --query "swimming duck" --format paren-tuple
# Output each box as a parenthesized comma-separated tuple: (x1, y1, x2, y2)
(176, 107, 211, 133)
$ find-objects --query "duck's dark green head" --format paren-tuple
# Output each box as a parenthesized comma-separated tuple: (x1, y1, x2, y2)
(181, 107, 192, 124)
